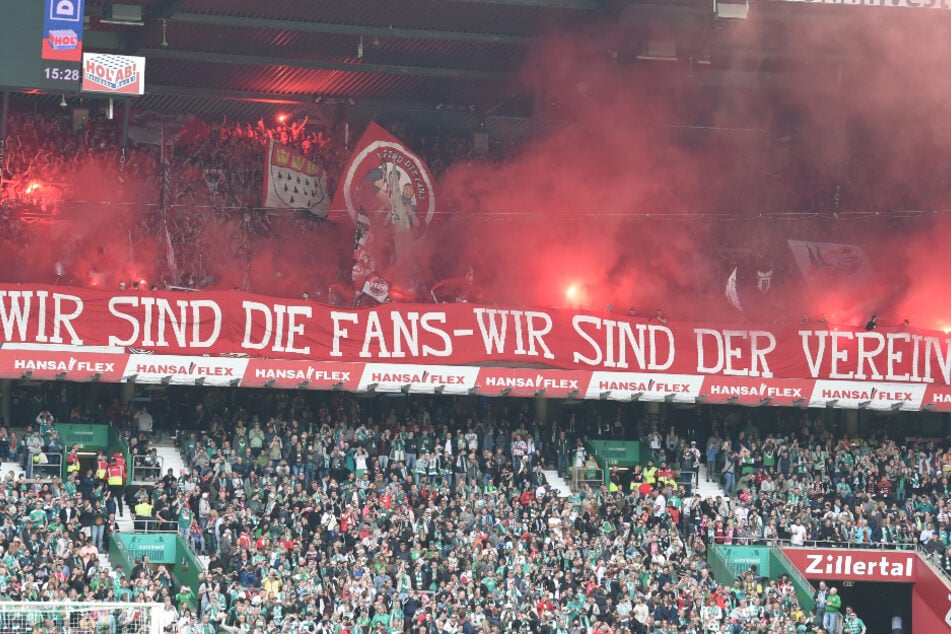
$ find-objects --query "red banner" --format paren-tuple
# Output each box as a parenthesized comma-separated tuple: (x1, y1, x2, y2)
(783, 548, 951, 629)
(911, 555, 951, 632)
(782, 548, 917, 583)
(0, 285, 950, 398)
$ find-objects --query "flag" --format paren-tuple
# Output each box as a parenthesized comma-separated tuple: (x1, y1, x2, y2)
(128, 112, 206, 146)
(329, 122, 437, 290)
(361, 276, 390, 303)
(262, 139, 330, 218)
(163, 221, 177, 279)
(160, 125, 172, 214)
(725, 267, 743, 311)
(787, 239, 872, 287)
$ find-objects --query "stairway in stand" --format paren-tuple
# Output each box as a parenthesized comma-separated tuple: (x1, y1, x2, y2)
(542, 469, 573, 498)
(117, 438, 188, 532)
(694, 464, 726, 499)
(145, 439, 188, 482)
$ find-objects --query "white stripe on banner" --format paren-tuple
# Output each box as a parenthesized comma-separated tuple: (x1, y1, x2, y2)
(2, 343, 126, 354)
(773, 0, 951, 9)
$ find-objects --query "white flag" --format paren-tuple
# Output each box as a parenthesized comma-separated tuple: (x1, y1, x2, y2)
(361, 277, 390, 303)
(787, 239, 872, 287)
(262, 139, 331, 218)
(725, 267, 743, 311)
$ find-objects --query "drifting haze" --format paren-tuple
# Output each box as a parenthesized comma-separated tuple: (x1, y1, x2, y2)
(3, 7, 950, 331)
(431, 9, 951, 330)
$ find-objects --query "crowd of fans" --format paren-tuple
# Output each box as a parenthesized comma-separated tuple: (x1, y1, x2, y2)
(0, 108, 480, 212)
(0, 107, 485, 294)
(0, 385, 944, 633)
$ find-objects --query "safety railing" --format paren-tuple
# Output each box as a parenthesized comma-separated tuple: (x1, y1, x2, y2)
(127, 511, 181, 534)
(30, 450, 62, 480)
(570, 466, 604, 491)
(915, 542, 951, 587)
(131, 454, 164, 483)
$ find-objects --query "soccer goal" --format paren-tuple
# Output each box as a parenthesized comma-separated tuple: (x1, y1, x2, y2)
(0, 601, 162, 634)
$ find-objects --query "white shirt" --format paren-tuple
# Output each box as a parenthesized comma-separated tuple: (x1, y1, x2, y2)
(790, 523, 806, 546)
(653, 494, 667, 517)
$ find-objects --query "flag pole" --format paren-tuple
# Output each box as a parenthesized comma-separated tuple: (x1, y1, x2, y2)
(0, 91, 8, 187)
(160, 124, 177, 283)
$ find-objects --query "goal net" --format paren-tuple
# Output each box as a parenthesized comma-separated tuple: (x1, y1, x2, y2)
(0, 601, 162, 634)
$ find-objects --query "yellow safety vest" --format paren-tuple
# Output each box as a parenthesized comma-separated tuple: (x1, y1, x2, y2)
(644, 467, 658, 484)
(134, 502, 153, 517)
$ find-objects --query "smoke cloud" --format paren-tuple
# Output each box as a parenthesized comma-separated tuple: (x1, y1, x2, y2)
(427, 9, 951, 331)
(2, 7, 950, 334)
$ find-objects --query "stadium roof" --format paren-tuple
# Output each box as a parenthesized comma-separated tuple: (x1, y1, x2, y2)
(17, 1, 950, 132)
(73, 0, 613, 126)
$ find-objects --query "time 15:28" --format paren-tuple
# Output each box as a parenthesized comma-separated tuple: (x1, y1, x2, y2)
(43, 67, 80, 81)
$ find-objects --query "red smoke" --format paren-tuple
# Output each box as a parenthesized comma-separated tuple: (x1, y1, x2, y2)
(3, 7, 951, 334)
(427, 10, 951, 330)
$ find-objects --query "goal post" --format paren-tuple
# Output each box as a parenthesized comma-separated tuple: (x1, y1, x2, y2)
(0, 601, 163, 634)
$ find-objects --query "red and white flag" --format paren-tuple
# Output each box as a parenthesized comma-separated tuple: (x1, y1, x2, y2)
(787, 239, 872, 287)
(262, 139, 331, 218)
(329, 122, 437, 289)
(163, 222, 177, 278)
(361, 277, 390, 303)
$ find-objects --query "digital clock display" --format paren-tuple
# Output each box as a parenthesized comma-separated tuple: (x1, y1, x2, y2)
(0, 1, 83, 92)
(42, 65, 81, 83)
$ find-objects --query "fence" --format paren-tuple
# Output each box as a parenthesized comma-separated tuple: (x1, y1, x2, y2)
(30, 450, 62, 480)
(131, 454, 163, 482)
(0, 601, 163, 634)
(570, 466, 604, 490)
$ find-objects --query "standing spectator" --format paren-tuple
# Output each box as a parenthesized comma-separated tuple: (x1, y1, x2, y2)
(824, 587, 842, 633)
(133, 406, 154, 435)
(842, 606, 867, 634)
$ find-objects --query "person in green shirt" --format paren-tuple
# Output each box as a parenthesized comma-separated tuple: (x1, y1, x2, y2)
(175, 585, 198, 613)
(842, 607, 867, 634)
(823, 587, 842, 633)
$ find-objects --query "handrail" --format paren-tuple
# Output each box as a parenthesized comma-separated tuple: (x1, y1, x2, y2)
(130, 454, 164, 482)
(570, 466, 604, 491)
(721, 536, 918, 551)
(915, 542, 951, 587)
(31, 450, 63, 480)
(131, 517, 180, 534)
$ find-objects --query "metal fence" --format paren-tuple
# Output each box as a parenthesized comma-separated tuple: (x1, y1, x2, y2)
(131, 454, 163, 482)
(570, 466, 604, 490)
(31, 450, 62, 480)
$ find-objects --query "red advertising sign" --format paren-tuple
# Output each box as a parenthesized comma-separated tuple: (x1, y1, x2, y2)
(782, 548, 916, 582)
(695, 376, 812, 406)
(911, 556, 951, 632)
(0, 347, 126, 382)
(475, 367, 588, 398)
(243, 359, 363, 391)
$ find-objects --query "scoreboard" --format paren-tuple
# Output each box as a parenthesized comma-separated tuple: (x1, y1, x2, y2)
(0, 0, 84, 92)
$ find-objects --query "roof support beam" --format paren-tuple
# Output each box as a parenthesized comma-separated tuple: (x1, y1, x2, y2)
(147, 85, 320, 105)
(146, 85, 468, 112)
(171, 12, 533, 46)
(141, 48, 512, 81)
(444, 0, 602, 8)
